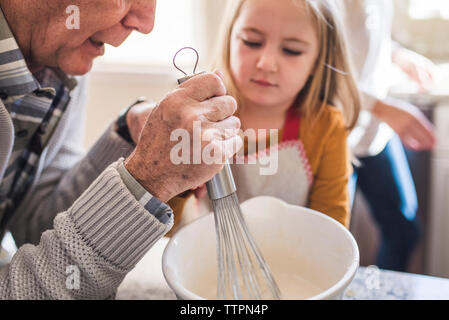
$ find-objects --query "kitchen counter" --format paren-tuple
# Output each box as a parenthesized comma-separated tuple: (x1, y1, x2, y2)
(344, 265, 449, 299)
(116, 237, 449, 300)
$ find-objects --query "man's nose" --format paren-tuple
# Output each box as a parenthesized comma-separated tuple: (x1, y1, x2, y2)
(122, 0, 156, 34)
(256, 48, 278, 73)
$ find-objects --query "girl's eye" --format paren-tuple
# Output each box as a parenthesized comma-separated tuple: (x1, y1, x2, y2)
(283, 48, 302, 56)
(242, 39, 262, 48)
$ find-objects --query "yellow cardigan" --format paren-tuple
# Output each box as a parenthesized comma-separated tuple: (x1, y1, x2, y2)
(299, 106, 351, 228)
(167, 105, 351, 235)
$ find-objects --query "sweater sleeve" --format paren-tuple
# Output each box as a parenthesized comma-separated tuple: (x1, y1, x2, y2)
(7, 76, 136, 247)
(307, 112, 351, 228)
(0, 160, 173, 299)
(0, 72, 177, 298)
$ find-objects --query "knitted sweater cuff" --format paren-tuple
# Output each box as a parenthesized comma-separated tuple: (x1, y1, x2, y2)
(86, 123, 135, 174)
(69, 161, 173, 270)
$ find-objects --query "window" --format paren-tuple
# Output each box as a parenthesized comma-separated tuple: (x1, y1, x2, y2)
(408, 0, 449, 20)
(393, 0, 449, 60)
(96, 0, 206, 69)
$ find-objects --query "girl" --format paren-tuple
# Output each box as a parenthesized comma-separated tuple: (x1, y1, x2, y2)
(168, 0, 360, 233)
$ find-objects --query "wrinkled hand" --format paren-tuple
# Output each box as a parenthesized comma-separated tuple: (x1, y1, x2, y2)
(393, 47, 435, 92)
(124, 71, 243, 202)
(372, 97, 437, 151)
(126, 100, 157, 144)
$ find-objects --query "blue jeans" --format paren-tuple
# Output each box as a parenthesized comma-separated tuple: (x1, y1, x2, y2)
(350, 135, 421, 271)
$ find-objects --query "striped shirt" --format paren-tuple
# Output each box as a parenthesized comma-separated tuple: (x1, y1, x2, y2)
(0, 9, 78, 228)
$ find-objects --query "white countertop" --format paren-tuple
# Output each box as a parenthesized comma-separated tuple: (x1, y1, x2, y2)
(116, 237, 176, 300)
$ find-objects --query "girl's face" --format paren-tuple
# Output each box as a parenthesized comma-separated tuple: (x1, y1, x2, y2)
(230, 0, 319, 110)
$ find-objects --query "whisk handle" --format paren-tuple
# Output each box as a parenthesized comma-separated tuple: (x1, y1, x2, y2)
(206, 162, 236, 200)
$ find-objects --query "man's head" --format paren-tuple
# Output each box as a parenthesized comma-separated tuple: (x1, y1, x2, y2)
(1, 0, 156, 75)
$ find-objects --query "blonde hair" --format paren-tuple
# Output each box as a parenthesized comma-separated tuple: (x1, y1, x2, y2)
(212, 0, 360, 129)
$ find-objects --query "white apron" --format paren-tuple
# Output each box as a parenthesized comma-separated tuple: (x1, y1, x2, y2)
(231, 109, 313, 207)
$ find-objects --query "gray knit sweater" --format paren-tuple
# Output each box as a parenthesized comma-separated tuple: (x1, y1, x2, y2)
(0, 77, 173, 299)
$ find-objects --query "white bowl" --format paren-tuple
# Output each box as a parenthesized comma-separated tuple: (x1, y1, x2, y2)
(162, 196, 359, 300)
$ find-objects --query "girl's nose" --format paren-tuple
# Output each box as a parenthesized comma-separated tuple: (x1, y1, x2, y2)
(256, 49, 278, 73)
(122, 0, 156, 34)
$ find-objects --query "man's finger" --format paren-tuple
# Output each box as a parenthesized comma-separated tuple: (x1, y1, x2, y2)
(221, 135, 244, 160)
(200, 95, 238, 122)
(180, 72, 227, 102)
(208, 116, 241, 139)
(202, 123, 241, 145)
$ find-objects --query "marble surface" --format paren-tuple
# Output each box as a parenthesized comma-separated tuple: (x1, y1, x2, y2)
(344, 265, 449, 300)
(116, 237, 449, 300)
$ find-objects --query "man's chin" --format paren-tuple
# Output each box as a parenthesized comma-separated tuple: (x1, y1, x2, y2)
(58, 58, 94, 76)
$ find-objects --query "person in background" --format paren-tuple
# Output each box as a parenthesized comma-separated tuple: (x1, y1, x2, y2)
(0, 0, 242, 299)
(343, 0, 437, 272)
(167, 0, 361, 234)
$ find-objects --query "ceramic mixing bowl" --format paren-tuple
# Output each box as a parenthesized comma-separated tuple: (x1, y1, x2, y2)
(162, 196, 359, 299)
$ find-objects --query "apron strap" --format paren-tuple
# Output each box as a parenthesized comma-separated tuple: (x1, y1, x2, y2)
(282, 107, 301, 142)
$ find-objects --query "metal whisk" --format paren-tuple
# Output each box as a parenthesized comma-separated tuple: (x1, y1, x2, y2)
(206, 163, 282, 300)
(173, 47, 281, 299)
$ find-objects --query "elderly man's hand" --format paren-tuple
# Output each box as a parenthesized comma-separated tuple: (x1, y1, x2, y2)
(124, 71, 243, 202)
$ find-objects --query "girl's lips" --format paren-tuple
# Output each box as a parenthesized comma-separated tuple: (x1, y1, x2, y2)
(251, 79, 278, 87)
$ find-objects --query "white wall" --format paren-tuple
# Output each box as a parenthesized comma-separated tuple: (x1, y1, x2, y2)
(84, 0, 226, 149)
(84, 65, 178, 148)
